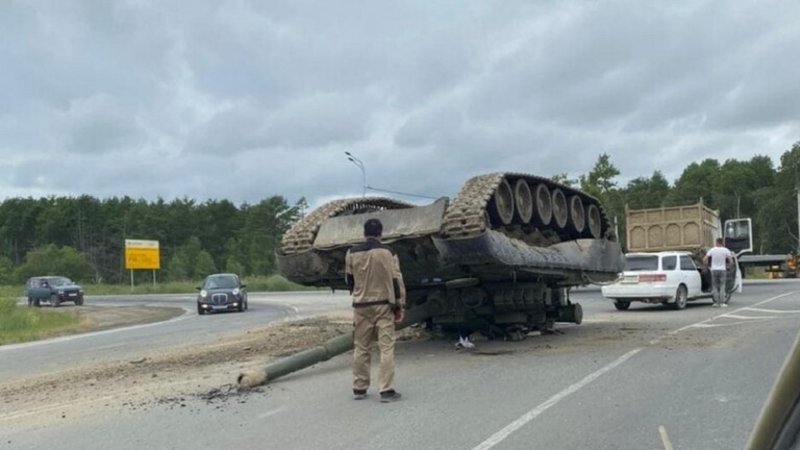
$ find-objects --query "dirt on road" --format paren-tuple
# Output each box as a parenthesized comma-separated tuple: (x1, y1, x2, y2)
(0, 307, 738, 432)
(0, 307, 360, 428)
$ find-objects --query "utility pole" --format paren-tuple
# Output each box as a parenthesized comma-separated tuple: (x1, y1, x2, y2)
(795, 160, 800, 253)
(736, 193, 741, 219)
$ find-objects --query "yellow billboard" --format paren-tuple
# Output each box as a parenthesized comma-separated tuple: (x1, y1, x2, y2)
(125, 239, 160, 270)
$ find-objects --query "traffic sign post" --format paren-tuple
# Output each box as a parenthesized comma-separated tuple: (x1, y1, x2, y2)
(125, 239, 160, 290)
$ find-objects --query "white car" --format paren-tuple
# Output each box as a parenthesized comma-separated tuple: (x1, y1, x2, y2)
(601, 251, 712, 311)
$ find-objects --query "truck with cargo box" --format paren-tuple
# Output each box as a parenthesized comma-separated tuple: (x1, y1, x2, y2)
(601, 201, 750, 309)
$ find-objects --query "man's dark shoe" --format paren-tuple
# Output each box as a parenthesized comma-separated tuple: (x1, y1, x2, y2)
(380, 390, 401, 403)
(353, 389, 367, 400)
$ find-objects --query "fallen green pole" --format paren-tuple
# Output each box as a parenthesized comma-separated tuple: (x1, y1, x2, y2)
(237, 305, 432, 389)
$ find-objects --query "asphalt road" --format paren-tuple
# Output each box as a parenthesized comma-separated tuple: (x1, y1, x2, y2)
(3, 281, 800, 449)
(0, 291, 350, 383)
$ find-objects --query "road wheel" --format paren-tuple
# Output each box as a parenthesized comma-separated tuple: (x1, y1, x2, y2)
(237, 301, 244, 312)
(244, 299, 248, 311)
(34, 298, 41, 307)
(614, 301, 630, 311)
(197, 304, 205, 315)
(27, 297, 33, 307)
(75, 297, 84, 306)
(51, 294, 61, 308)
(671, 285, 688, 310)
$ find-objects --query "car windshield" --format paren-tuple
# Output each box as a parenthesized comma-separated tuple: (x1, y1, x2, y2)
(45, 277, 72, 286)
(624, 255, 659, 271)
(203, 276, 238, 289)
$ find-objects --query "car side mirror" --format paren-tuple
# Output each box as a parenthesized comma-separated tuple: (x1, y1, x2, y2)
(240, 284, 247, 288)
(195, 287, 201, 291)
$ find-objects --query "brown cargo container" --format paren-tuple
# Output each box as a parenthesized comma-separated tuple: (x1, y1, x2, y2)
(625, 200, 721, 253)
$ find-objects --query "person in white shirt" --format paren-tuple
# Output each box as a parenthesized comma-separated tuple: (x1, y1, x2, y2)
(704, 238, 734, 307)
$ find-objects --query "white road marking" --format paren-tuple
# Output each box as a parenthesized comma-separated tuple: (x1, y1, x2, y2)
(472, 290, 800, 449)
(471, 348, 643, 450)
(720, 314, 777, 320)
(659, 425, 675, 450)
(744, 307, 800, 314)
(691, 322, 762, 329)
(0, 307, 192, 352)
(257, 407, 286, 419)
(672, 291, 797, 333)
(269, 302, 306, 317)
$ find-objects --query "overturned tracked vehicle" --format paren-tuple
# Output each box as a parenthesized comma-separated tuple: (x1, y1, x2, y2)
(277, 173, 624, 338)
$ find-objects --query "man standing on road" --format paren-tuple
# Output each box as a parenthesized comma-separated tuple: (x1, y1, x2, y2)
(704, 237, 734, 308)
(345, 218, 405, 403)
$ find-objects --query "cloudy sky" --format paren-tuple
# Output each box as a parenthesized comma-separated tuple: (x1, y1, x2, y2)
(2, 1, 799, 208)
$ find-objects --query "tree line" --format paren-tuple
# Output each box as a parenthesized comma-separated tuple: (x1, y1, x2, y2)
(571, 141, 800, 255)
(1, 141, 798, 285)
(0, 196, 304, 284)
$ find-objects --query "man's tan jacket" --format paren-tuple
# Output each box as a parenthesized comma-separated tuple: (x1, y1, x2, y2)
(345, 238, 405, 309)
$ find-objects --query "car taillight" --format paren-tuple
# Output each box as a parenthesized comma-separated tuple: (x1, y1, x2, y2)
(638, 273, 667, 282)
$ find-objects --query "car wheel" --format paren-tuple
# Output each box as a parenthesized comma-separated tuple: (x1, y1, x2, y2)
(34, 298, 41, 307)
(671, 285, 688, 310)
(75, 297, 84, 306)
(51, 294, 61, 308)
(614, 301, 630, 311)
(197, 304, 205, 315)
(27, 297, 33, 307)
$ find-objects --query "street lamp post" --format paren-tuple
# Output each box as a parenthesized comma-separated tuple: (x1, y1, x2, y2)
(795, 160, 800, 252)
(344, 151, 366, 197)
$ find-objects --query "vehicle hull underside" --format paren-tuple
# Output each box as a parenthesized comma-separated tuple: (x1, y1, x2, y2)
(278, 201, 623, 334)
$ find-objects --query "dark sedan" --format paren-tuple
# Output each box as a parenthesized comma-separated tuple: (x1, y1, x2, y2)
(25, 276, 85, 307)
(196, 273, 248, 315)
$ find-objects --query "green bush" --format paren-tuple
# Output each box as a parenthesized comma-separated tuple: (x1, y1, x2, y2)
(13, 244, 95, 284)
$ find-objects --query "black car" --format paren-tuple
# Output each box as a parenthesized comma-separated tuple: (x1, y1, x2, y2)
(196, 273, 248, 315)
(25, 276, 85, 307)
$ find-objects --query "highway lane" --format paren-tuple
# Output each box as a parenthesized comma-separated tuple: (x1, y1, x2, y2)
(2, 281, 799, 449)
(0, 291, 350, 383)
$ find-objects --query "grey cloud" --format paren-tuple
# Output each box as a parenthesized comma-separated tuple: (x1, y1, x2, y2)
(61, 94, 146, 154)
(1, 0, 799, 207)
(184, 92, 373, 154)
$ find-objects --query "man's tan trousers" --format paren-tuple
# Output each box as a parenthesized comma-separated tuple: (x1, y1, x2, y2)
(352, 304, 395, 393)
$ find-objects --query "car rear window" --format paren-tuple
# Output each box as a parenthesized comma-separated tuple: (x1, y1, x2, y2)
(661, 255, 677, 270)
(624, 255, 659, 271)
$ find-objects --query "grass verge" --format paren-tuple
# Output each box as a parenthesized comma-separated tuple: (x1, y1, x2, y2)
(80, 274, 320, 296)
(0, 297, 82, 345)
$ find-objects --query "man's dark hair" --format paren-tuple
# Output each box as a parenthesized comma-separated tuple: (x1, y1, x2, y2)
(364, 218, 383, 237)
(716, 237, 724, 245)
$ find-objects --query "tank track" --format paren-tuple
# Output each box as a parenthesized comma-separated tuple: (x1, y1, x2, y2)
(441, 173, 504, 238)
(282, 173, 611, 254)
(441, 172, 610, 240)
(280, 197, 413, 255)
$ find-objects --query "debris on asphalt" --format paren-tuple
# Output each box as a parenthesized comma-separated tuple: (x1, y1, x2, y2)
(455, 336, 476, 351)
